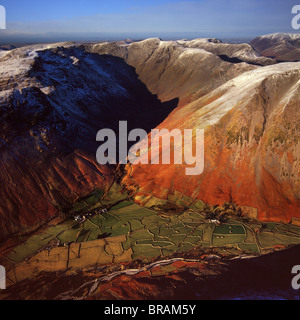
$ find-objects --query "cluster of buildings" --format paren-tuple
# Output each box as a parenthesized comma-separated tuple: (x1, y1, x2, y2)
(73, 208, 108, 222)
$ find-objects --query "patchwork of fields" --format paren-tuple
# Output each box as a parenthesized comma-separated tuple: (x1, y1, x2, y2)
(4, 184, 300, 286)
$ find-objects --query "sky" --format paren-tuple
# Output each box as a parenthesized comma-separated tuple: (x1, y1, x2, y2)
(0, 0, 299, 43)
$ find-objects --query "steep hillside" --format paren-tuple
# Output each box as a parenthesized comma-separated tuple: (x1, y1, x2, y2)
(0, 43, 176, 239)
(179, 38, 275, 66)
(250, 33, 300, 62)
(85, 38, 258, 105)
(122, 62, 300, 222)
(86, 38, 300, 223)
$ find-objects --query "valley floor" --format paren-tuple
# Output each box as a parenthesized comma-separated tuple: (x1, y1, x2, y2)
(1, 181, 300, 300)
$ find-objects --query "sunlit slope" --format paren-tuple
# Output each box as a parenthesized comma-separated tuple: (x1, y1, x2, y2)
(123, 62, 300, 222)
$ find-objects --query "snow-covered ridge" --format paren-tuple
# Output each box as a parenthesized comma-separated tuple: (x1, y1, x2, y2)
(256, 33, 300, 41)
(187, 61, 300, 129)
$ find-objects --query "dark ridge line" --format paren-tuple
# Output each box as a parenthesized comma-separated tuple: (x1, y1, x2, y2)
(217, 54, 266, 66)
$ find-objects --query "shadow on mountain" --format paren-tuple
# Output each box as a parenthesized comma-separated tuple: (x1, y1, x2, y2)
(218, 54, 264, 66)
(27, 46, 179, 156)
(172, 245, 300, 300)
(0, 46, 179, 239)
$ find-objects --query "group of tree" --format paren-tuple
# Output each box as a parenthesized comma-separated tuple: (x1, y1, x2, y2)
(202, 202, 249, 223)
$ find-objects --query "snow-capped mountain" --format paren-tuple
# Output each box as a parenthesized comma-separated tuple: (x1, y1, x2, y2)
(0, 35, 299, 238)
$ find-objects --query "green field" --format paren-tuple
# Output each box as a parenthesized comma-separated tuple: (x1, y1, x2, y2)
(214, 224, 245, 235)
(7, 184, 300, 264)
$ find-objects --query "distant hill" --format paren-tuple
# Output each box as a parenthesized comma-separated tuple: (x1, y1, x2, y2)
(250, 33, 300, 62)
